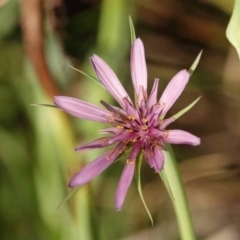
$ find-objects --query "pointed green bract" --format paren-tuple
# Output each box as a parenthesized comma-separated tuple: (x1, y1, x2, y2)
(226, 0, 240, 59)
(57, 186, 82, 209)
(189, 50, 202, 74)
(172, 96, 201, 120)
(129, 16, 136, 44)
(31, 103, 58, 108)
(136, 154, 154, 225)
(67, 64, 101, 85)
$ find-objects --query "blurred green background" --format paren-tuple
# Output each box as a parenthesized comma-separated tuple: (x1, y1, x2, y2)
(0, 0, 240, 239)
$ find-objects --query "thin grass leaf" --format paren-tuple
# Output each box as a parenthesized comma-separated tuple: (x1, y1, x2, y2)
(31, 104, 58, 108)
(136, 154, 153, 225)
(129, 16, 136, 44)
(57, 186, 82, 209)
(189, 50, 202, 75)
(161, 145, 196, 239)
(159, 169, 175, 201)
(67, 64, 101, 85)
(172, 96, 201, 120)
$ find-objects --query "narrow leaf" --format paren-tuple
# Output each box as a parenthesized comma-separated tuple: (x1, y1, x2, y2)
(57, 186, 82, 209)
(172, 96, 201, 120)
(136, 154, 154, 225)
(129, 16, 136, 44)
(189, 50, 202, 74)
(31, 103, 58, 108)
(159, 169, 175, 201)
(67, 64, 101, 85)
(226, 0, 240, 59)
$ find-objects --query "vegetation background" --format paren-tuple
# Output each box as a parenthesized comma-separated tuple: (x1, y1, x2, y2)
(0, 0, 240, 239)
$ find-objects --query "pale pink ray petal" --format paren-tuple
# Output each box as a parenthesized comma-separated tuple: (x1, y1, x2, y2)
(159, 117, 175, 130)
(148, 103, 164, 126)
(115, 161, 135, 211)
(164, 130, 200, 146)
(123, 98, 140, 121)
(69, 143, 125, 187)
(108, 131, 137, 144)
(75, 137, 111, 152)
(69, 152, 113, 187)
(160, 70, 190, 116)
(139, 87, 148, 116)
(148, 128, 165, 138)
(99, 127, 121, 134)
(54, 96, 111, 123)
(100, 100, 127, 118)
(148, 147, 164, 172)
(90, 55, 132, 109)
(148, 78, 159, 110)
(131, 38, 147, 96)
(115, 142, 142, 211)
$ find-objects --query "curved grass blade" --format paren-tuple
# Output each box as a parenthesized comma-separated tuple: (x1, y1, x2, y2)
(159, 168, 175, 201)
(136, 154, 154, 225)
(57, 186, 82, 209)
(67, 64, 101, 85)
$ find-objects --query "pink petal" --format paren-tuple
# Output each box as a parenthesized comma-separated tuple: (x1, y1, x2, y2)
(115, 161, 135, 211)
(148, 128, 165, 138)
(75, 137, 111, 152)
(69, 152, 112, 187)
(90, 55, 131, 109)
(99, 127, 121, 134)
(148, 147, 164, 172)
(69, 143, 125, 187)
(123, 98, 140, 121)
(100, 100, 127, 118)
(159, 117, 175, 130)
(131, 38, 147, 96)
(160, 70, 190, 116)
(148, 78, 159, 110)
(164, 130, 200, 146)
(108, 131, 137, 144)
(115, 143, 142, 211)
(54, 96, 111, 123)
(148, 103, 164, 126)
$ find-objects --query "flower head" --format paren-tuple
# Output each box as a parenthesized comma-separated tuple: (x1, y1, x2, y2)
(54, 38, 200, 211)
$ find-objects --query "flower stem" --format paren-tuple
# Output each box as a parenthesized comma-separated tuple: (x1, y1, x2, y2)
(160, 146, 196, 240)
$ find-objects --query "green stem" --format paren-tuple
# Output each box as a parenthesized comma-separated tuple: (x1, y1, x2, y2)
(160, 146, 196, 240)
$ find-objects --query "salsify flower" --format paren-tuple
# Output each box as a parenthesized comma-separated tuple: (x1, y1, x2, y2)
(54, 38, 200, 211)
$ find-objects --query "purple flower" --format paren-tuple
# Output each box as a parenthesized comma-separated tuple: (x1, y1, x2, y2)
(54, 38, 200, 211)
